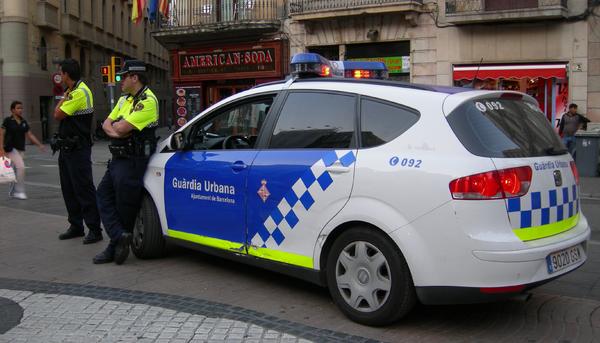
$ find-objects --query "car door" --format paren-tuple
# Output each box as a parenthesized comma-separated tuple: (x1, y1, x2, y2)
(246, 91, 358, 268)
(163, 94, 277, 252)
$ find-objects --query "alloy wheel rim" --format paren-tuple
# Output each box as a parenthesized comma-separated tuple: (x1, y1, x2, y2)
(132, 211, 144, 249)
(335, 241, 391, 312)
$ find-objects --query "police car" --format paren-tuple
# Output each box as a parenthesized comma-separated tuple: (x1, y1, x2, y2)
(134, 53, 590, 326)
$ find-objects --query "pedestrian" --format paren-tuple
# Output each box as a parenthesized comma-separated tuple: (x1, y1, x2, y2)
(0, 101, 46, 199)
(53, 58, 103, 244)
(558, 103, 590, 156)
(93, 60, 159, 265)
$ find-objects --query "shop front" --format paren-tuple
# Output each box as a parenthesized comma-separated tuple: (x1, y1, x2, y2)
(453, 63, 569, 127)
(171, 40, 287, 128)
(309, 41, 411, 82)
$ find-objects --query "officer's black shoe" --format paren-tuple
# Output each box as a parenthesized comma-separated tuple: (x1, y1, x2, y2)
(83, 231, 103, 245)
(58, 228, 85, 240)
(92, 249, 114, 264)
(114, 233, 132, 265)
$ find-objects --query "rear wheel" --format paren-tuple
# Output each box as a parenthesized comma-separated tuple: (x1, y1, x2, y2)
(325, 226, 416, 326)
(132, 194, 166, 259)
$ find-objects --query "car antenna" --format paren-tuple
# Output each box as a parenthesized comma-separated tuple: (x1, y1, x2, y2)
(464, 57, 484, 88)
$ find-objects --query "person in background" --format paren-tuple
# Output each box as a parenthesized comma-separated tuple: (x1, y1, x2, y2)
(0, 101, 46, 199)
(558, 103, 590, 156)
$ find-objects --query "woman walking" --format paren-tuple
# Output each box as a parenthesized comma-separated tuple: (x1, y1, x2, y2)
(0, 101, 46, 199)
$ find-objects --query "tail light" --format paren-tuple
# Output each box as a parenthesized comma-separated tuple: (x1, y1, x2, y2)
(449, 166, 532, 200)
(570, 161, 579, 185)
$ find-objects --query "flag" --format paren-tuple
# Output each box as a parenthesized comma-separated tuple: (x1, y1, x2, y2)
(148, 0, 158, 22)
(159, 0, 170, 17)
(132, 0, 147, 24)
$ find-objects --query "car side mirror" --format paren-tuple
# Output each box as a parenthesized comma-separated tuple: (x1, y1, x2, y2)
(169, 132, 186, 151)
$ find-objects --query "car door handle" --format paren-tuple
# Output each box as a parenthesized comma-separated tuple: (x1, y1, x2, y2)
(231, 161, 247, 171)
(325, 165, 351, 174)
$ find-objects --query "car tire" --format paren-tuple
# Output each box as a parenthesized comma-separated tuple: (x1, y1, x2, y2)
(325, 226, 416, 326)
(132, 194, 166, 259)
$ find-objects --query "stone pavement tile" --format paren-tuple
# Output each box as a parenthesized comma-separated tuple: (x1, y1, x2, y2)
(0, 285, 329, 343)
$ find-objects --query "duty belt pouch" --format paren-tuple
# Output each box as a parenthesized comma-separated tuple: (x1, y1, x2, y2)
(60, 136, 83, 152)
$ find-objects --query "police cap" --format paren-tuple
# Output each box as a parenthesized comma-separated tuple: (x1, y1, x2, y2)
(117, 60, 146, 75)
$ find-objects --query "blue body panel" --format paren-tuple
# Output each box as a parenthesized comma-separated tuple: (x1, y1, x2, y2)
(164, 150, 258, 243)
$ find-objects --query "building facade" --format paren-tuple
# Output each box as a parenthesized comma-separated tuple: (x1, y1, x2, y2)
(286, 0, 600, 125)
(0, 0, 171, 141)
(153, 0, 599, 126)
(152, 0, 287, 128)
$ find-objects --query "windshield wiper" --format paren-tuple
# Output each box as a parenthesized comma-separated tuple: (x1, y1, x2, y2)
(545, 147, 568, 155)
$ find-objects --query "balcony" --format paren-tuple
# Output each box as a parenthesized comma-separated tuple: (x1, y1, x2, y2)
(60, 14, 80, 38)
(288, 0, 423, 21)
(445, 0, 568, 24)
(36, 1, 59, 31)
(153, 0, 285, 47)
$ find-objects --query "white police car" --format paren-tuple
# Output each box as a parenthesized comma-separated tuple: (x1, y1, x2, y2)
(134, 53, 590, 326)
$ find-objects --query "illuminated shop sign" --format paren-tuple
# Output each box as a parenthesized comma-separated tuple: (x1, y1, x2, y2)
(179, 48, 276, 76)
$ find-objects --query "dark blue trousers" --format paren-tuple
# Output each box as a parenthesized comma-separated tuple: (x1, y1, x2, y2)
(97, 157, 148, 248)
(58, 146, 102, 233)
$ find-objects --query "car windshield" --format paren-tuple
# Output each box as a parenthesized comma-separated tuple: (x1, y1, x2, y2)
(446, 96, 566, 158)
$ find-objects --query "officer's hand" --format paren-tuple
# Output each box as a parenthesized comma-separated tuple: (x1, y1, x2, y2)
(38, 145, 47, 153)
(0, 149, 5, 158)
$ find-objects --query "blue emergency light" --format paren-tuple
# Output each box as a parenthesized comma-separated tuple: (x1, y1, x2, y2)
(290, 53, 388, 80)
(290, 53, 332, 77)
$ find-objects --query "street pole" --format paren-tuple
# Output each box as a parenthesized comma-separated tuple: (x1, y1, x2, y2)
(108, 83, 115, 110)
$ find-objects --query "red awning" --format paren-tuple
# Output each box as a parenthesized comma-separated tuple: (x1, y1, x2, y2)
(453, 64, 567, 80)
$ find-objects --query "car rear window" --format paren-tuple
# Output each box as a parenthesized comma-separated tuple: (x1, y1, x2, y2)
(446, 97, 566, 158)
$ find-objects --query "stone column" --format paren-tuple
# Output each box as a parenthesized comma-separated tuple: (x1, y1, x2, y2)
(0, 0, 29, 118)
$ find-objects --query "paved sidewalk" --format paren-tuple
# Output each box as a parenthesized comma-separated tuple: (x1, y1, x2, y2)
(0, 283, 367, 343)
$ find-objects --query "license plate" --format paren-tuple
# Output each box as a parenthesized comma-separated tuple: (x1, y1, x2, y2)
(546, 244, 584, 274)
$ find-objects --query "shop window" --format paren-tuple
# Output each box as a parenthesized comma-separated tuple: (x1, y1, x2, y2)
(270, 92, 356, 149)
(346, 42, 410, 81)
(360, 98, 419, 148)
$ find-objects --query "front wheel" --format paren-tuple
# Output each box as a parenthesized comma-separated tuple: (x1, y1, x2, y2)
(325, 227, 416, 326)
(132, 194, 166, 259)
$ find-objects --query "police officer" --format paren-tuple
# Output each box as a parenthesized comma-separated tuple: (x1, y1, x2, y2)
(93, 60, 159, 265)
(54, 58, 103, 244)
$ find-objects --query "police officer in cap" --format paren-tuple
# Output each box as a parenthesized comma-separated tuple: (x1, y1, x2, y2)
(54, 58, 103, 244)
(93, 60, 159, 265)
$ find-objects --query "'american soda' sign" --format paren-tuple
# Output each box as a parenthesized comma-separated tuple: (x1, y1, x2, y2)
(179, 48, 276, 76)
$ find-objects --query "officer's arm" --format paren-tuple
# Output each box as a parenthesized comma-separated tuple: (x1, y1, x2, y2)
(53, 97, 68, 121)
(103, 118, 133, 138)
(112, 120, 136, 136)
(55, 89, 80, 121)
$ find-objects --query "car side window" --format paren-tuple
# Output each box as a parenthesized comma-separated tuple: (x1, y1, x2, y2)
(360, 98, 420, 148)
(269, 92, 356, 149)
(188, 96, 274, 150)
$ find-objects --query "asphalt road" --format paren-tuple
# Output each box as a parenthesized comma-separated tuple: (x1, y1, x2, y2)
(1, 140, 600, 342)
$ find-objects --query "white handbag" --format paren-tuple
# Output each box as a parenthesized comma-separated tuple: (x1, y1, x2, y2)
(0, 156, 16, 184)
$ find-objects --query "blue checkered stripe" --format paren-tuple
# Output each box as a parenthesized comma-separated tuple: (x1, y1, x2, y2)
(251, 150, 356, 249)
(507, 185, 579, 229)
